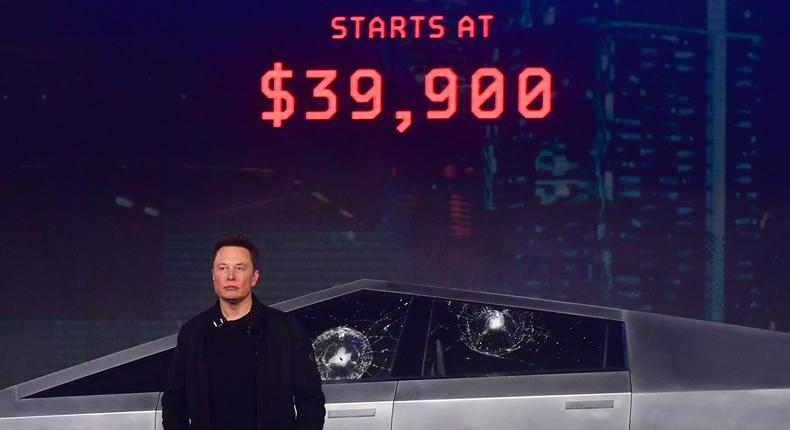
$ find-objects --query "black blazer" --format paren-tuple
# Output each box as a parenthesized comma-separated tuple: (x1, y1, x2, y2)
(162, 294, 326, 430)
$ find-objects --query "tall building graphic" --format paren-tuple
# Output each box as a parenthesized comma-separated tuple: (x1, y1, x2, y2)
(723, 14, 766, 326)
(593, 0, 765, 322)
(482, 21, 602, 303)
(483, 0, 768, 325)
(594, 22, 709, 317)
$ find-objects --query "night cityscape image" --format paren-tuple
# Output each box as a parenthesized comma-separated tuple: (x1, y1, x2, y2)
(1, 1, 789, 429)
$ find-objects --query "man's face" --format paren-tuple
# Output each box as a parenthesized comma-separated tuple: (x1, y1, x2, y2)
(212, 246, 260, 303)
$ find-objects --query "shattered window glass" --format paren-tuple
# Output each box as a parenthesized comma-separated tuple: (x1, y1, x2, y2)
(423, 300, 618, 377)
(289, 290, 412, 382)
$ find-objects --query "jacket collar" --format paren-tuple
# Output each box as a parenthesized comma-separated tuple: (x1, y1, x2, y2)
(209, 292, 265, 327)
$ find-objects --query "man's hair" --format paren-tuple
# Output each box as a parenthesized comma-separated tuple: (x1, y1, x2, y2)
(213, 233, 259, 270)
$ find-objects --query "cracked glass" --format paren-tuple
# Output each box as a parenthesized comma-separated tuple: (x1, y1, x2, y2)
(423, 300, 620, 378)
(289, 290, 412, 382)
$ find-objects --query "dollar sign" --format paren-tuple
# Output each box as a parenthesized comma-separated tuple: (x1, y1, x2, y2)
(261, 62, 294, 128)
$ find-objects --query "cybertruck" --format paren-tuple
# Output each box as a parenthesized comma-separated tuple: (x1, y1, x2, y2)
(1, 280, 789, 429)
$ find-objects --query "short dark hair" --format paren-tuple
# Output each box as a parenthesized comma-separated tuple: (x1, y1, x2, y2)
(213, 233, 259, 269)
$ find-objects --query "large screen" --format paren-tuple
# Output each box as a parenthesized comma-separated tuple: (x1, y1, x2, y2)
(1, 0, 788, 388)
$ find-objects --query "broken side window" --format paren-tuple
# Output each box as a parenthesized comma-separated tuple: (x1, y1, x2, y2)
(289, 290, 413, 382)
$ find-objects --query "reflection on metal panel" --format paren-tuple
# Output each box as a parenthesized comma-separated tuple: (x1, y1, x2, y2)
(625, 310, 790, 392)
(393, 393, 631, 430)
(0, 392, 161, 419)
(0, 411, 156, 430)
(630, 389, 790, 430)
(322, 381, 397, 404)
(395, 373, 631, 401)
(393, 373, 630, 430)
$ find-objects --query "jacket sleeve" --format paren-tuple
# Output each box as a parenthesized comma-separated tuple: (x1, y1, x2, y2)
(162, 328, 190, 430)
(291, 319, 326, 430)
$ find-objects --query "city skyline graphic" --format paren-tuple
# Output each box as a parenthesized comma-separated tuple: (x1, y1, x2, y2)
(1, 0, 787, 389)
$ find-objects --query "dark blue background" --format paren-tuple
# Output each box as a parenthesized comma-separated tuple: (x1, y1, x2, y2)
(1, 0, 788, 388)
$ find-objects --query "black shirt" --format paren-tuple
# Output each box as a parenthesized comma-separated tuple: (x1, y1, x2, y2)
(208, 311, 258, 430)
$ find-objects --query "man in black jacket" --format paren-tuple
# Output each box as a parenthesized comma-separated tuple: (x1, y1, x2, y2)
(162, 234, 326, 430)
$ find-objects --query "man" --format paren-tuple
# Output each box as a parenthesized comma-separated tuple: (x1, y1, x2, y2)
(162, 234, 326, 430)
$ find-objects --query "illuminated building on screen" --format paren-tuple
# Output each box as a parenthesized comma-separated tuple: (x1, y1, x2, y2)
(590, 0, 766, 323)
(725, 36, 765, 326)
(482, 0, 768, 325)
(482, 14, 602, 303)
(722, 4, 767, 328)
(594, 23, 708, 317)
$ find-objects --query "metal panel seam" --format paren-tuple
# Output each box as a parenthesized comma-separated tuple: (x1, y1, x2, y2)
(628, 371, 633, 430)
(390, 380, 398, 430)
